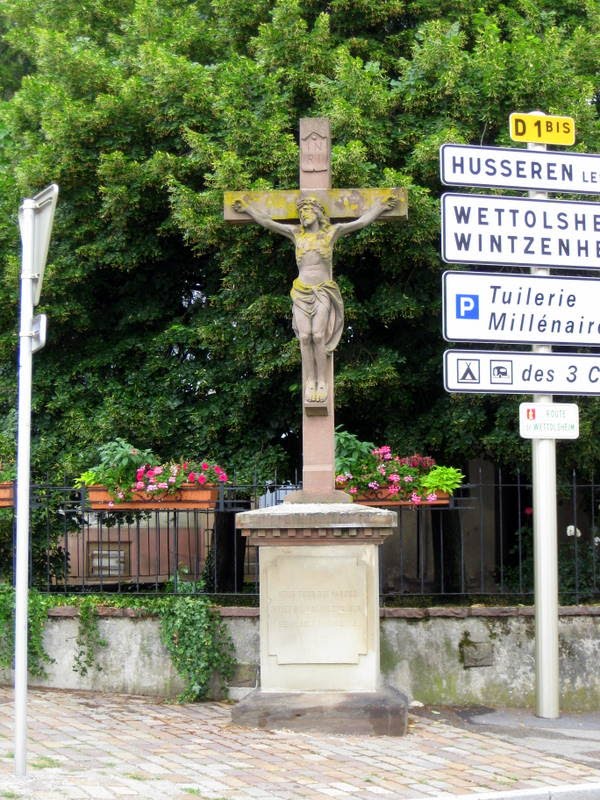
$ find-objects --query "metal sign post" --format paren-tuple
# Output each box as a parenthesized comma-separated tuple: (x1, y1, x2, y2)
(14, 184, 58, 777)
(528, 134, 560, 720)
(440, 111, 578, 720)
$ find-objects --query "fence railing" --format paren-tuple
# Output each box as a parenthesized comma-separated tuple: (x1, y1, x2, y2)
(0, 473, 598, 604)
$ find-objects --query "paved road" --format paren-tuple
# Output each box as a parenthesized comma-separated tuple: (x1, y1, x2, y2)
(1, 688, 599, 799)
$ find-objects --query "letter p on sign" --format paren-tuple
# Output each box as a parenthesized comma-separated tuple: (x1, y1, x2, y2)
(456, 294, 479, 319)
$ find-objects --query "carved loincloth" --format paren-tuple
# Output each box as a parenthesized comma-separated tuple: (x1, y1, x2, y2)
(290, 278, 344, 353)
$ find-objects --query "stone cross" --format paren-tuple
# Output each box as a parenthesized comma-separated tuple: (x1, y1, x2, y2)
(224, 118, 407, 498)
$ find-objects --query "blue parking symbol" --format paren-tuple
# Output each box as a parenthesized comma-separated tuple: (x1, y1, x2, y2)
(456, 294, 479, 319)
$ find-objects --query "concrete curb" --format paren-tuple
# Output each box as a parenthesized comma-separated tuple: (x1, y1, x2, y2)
(420, 782, 600, 800)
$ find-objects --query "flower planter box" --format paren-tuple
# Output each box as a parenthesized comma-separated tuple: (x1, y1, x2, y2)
(0, 481, 13, 508)
(354, 491, 450, 507)
(86, 483, 219, 510)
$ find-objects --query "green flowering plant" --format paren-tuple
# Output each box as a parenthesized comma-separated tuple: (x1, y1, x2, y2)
(334, 433, 463, 504)
(0, 461, 15, 482)
(75, 439, 229, 503)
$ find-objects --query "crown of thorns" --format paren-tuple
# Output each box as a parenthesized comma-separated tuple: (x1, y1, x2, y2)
(296, 196, 326, 214)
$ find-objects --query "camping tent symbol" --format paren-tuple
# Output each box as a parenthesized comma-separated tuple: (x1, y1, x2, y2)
(457, 359, 480, 383)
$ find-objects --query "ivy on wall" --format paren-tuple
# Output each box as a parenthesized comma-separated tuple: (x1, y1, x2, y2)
(0, 584, 236, 702)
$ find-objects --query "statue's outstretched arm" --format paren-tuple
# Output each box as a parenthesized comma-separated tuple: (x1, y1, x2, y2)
(332, 195, 398, 241)
(232, 198, 295, 241)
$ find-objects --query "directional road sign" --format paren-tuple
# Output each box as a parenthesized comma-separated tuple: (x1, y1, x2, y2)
(443, 271, 600, 346)
(519, 402, 579, 439)
(509, 112, 575, 146)
(440, 144, 600, 194)
(442, 193, 600, 270)
(444, 349, 600, 395)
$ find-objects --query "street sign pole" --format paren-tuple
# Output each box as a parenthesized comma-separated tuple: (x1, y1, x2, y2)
(528, 133, 559, 720)
(441, 111, 578, 718)
(14, 185, 58, 777)
(14, 199, 35, 778)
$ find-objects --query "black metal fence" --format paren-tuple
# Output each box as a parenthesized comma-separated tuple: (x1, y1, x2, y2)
(0, 473, 598, 605)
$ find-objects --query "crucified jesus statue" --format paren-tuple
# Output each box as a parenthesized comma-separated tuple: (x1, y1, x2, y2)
(232, 193, 398, 405)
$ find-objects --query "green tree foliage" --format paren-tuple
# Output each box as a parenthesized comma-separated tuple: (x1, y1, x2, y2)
(0, 0, 599, 482)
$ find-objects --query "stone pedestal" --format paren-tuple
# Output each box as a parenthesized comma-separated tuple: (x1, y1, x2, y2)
(233, 503, 408, 735)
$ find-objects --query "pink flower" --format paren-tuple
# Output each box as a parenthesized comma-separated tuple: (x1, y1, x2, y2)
(197, 473, 207, 485)
(135, 481, 145, 490)
(187, 472, 197, 483)
(336, 474, 348, 484)
(218, 473, 228, 482)
(372, 445, 392, 460)
(403, 475, 413, 483)
(388, 473, 400, 483)
(410, 492, 422, 504)
(368, 481, 380, 490)
(154, 466, 163, 475)
(168, 476, 176, 484)
(201, 461, 209, 471)
(426, 493, 438, 503)
(349, 487, 357, 494)
(136, 467, 145, 481)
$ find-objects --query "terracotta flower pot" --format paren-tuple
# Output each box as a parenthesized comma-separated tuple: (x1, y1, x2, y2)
(86, 483, 219, 510)
(0, 481, 14, 508)
(353, 490, 450, 507)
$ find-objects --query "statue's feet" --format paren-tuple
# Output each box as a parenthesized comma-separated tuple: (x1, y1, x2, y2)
(305, 380, 327, 404)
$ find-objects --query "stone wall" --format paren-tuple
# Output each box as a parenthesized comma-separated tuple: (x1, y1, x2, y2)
(1, 606, 598, 711)
(380, 606, 600, 711)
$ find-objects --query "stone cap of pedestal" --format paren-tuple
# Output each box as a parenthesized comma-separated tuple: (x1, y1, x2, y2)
(236, 502, 397, 546)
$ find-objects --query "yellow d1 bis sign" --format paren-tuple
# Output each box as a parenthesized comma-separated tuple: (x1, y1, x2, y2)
(509, 112, 575, 145)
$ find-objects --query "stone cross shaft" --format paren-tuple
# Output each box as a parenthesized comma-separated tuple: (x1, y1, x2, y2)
(224, 118, 407, 497)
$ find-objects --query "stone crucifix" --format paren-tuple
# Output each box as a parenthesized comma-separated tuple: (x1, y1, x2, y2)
(224, 118, 407, 497)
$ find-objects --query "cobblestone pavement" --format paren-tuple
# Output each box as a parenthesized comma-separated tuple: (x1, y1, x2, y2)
(1, 687, 599, 800)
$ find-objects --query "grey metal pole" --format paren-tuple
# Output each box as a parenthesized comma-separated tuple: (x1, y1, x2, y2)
(14, 198, 36, 777)
(528, 133, 560, 719)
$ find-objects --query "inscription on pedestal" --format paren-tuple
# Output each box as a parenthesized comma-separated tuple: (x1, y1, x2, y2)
(266, 554, 368, 664)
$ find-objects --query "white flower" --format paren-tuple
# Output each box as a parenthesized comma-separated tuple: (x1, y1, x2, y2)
(566, 525, 582, 538)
